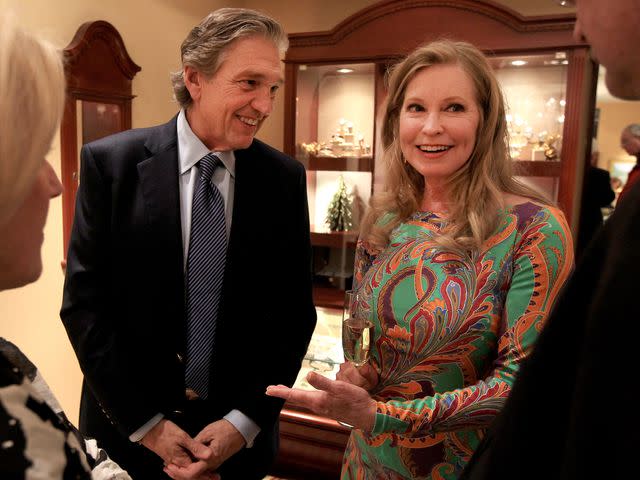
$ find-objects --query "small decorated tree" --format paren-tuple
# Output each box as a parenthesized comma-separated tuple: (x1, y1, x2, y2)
(326, 175, 353, 232)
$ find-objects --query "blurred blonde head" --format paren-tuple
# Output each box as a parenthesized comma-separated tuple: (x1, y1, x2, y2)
(361, 39, 548, 253)
(0, 14, 65, 226)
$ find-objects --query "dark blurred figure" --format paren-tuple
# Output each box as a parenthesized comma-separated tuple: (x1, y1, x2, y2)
(576, 143, 614, 259)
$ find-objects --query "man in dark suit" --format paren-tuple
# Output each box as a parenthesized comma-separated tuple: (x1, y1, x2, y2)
(61, 8, 316, 479)
(461, 0, 640, 478)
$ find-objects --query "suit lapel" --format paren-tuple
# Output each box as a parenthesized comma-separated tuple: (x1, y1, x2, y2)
(229, 146, 248, 252)
(137, 117, 186, 335)
(138, 116, 182, 248)
(229, 143, 263, 263)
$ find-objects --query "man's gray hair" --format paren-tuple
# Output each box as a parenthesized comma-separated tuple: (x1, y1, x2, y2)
(624, 123, 640, 138)
(171, 8, 288, 109)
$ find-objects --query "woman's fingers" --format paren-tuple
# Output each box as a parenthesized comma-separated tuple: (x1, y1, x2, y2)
(336, 362, 360, 384)
(266, 375, 375, 430)
(266, 384, 322, 410)
(357, 363, 379, 387)
(265, 385, 291, 400)
(305, 371, 338, 392)
(336, 362, 379, 391)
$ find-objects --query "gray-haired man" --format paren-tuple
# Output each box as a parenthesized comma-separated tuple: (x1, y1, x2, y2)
(618, 123, 640, 201)
(62, 8, 316, 479)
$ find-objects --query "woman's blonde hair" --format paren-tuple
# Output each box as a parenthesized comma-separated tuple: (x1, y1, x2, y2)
(361, 40, 549, 254)
(0, 14, 65, 225)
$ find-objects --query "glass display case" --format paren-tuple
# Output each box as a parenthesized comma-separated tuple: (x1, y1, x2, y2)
(295, 62, 376, 308)
(272, 2, 595, 479)
(493, 51, 571, 202)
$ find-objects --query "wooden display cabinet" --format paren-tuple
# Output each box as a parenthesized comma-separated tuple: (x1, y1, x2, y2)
(60, 21, 140, 255)
(272, 1, 595, 478)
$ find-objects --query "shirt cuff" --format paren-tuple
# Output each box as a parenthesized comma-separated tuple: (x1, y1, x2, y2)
(129, 413, 164, 442)
(223, 409, 260, 448)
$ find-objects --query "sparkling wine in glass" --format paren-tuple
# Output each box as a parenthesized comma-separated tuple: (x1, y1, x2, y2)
(342, 290, 372, 367)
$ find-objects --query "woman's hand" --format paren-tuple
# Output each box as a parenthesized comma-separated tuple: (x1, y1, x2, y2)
(266, 371, 377, 431)
(336, 362, 379, 392)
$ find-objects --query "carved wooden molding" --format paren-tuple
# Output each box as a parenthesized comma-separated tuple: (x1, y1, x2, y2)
(285, 0, 585, 64)
(292, 0, 574, 48)
(64, 20, 140, 84)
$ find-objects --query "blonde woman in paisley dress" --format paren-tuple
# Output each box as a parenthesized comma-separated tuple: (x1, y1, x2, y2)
(268, 40, 573, 479)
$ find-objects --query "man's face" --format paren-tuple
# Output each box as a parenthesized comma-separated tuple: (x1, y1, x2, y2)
(573, 0, 640, 100)
(186, 35, 283, 151)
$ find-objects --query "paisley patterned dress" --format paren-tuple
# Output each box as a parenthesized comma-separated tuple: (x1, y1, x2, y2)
(341, 202, 573, 479)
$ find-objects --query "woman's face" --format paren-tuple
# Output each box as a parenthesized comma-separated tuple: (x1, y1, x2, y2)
(399, 63, 480, 183)
(0, 160, 62, 290)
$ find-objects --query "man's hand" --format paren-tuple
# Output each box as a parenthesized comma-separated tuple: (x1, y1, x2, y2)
(164, 419, 245, 480)
(336, 361, 379, 392)
(164, 419, 244, 478)
(140, 419, 212, 479)
(266, 371, 377, 431)
(199, 419, 246, 467)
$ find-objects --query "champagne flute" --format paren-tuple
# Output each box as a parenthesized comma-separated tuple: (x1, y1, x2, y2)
(337, 290, 372, 429)
(342, 290, 372, 367)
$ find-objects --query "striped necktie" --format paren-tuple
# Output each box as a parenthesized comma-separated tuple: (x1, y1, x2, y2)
(185, 153, 226, 400)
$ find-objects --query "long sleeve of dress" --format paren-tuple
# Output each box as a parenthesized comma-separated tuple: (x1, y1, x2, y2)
(364, 206, 573, 438)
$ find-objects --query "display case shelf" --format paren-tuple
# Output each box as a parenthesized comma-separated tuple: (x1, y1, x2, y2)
(309, 155, 374, 172)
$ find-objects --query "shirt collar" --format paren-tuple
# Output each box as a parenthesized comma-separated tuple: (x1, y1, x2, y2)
(177, 109, 235, 177)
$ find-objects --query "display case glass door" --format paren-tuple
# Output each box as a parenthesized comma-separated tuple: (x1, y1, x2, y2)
(492, 51, 570, 201)
(295, 63, 376, 309)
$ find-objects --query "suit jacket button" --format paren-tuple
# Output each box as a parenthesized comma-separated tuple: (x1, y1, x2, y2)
(172, 409, 184, 416)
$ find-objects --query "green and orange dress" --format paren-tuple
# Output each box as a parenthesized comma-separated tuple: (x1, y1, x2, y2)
(341, 202, 573, 479)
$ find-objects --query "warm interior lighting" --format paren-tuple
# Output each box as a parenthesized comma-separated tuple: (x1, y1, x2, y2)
(511, 60, 527, 67)
(336, 68, 354, 74)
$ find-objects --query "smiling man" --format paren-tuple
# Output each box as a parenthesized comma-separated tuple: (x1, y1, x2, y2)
(460, 1, 640, 479)
(61, 8, 316, 480)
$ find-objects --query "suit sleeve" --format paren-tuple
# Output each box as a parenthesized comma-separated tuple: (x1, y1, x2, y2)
(370, 208, 574, 438)
(60, 144, 165, 437)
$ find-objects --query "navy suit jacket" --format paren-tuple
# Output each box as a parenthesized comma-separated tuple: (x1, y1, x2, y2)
(61, 116, 316, 478)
